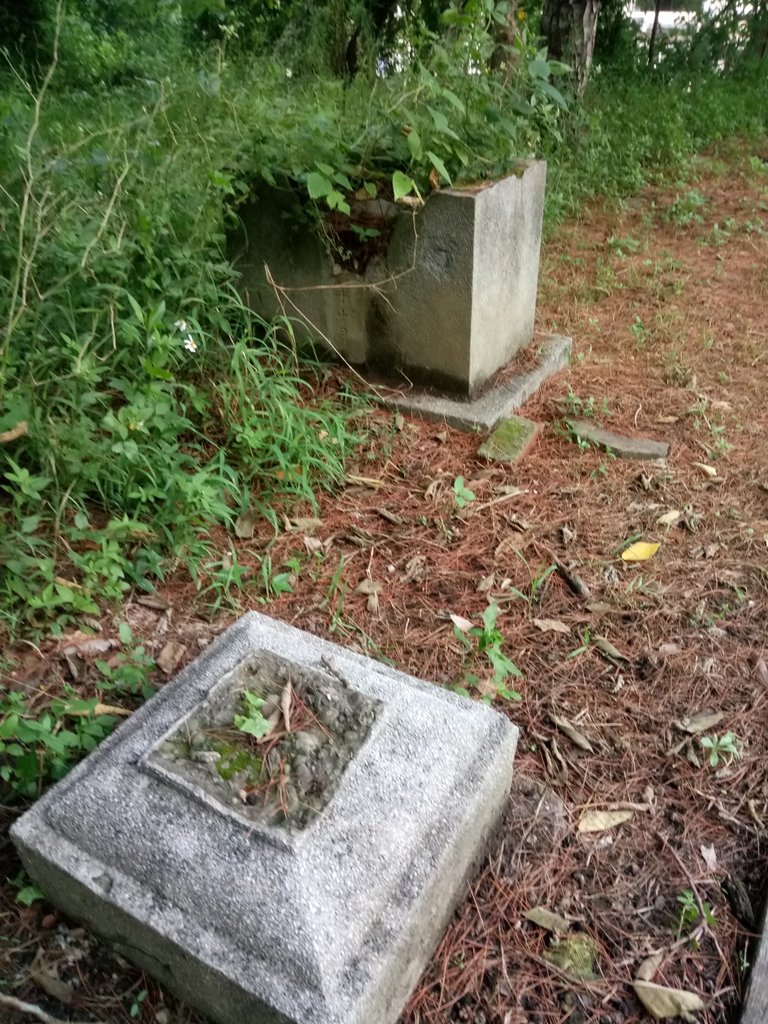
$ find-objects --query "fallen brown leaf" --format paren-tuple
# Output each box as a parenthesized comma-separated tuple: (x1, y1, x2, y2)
(136, 593, 171, 611)
(284, 516, 323, 532)
(691, 462, 717, 478)
(636, 950, 664, 982)
(0, 420, 28, 443)
(477, 573, 496, 593)
(550, 713, 594, 752)
(594, 635, 630, 662)
(450, 613, 475, 633)
(534, 618, 570, 635)
(346, 474, 383, 489)
(354, 578, 382, 614)
(157, 641, 187, 676)
(234, 509, 257, 539)
(676, 710, 724, 734)
(700, 844, 717, 871)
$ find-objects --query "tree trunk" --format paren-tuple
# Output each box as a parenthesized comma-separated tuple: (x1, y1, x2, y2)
(489, 5, 521, 77)
(746, 0, 768, 62)
(647, 0, 662, 67)
(541, 0, 601, 97)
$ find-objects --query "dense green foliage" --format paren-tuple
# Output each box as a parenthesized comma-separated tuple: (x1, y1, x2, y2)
(0, 0, 766, 802)
(0, 66, 367, 640)
(0, 0, 766, 651)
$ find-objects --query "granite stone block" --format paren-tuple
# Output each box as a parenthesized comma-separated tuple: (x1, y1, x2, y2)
(11, 613, 518, 1024)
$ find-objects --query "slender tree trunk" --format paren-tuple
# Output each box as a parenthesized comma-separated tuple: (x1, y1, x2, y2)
(489, 4, 520, 78)
(541, 0, 601, 97)
(648, 0, 662, 67)
(747, 0, 768, 62)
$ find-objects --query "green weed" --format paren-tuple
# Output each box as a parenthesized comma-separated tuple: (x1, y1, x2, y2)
(0, 688, 123, 800)
(701, 731, 741, 767)
(0, 70, 365, 641)
(665, 188, 708, 227)
(452, 477, 476, 510)
(453, 604, 523, 703)
(235, 692, 273, 739)
(676, 889, 716, 943)
(563, 389, 609, 420)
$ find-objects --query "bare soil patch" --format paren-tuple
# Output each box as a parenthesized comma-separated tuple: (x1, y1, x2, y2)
(2, 139, 767, 1024)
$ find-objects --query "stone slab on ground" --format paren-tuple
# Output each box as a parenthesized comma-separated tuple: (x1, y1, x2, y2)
(11, 612, 518, 1024)
(568, 419, 670, 460)
(478, 414, 541, 464)
(386, 334, 571, 433)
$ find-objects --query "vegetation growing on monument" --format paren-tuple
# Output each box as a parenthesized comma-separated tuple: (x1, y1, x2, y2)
(1, 0, 767, 651)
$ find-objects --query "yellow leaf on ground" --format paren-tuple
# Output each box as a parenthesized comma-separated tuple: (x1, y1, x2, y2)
(578, 809, 634, 833)
(691, 462, 717, 478)
(66, 703, 131, 718)
(621, 541, 660, 562)
(656, 510, 682, 527)
(524, 906, 571, 933)
(633, 980, 704, 1021)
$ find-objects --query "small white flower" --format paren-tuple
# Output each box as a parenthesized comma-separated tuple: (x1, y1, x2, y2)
(183, 335, 198, 353)
(174, 319, 189, 332)
(285, 68, 293, 78)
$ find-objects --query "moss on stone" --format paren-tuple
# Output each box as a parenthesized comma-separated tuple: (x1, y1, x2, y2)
(477, 414, 539, 463)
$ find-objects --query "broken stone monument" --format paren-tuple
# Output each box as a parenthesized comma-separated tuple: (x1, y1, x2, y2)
(11, 612, 518, 1024)
(232, 160, 562, 404)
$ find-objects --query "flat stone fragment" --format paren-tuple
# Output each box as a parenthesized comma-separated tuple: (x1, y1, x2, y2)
(11, 612, 518, 1024)
(568, 419, 670, 460)
(386, 334, 571, 433)
(478, 414, 541, 464)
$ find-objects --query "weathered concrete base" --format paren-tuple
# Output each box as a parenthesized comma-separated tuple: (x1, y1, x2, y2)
(11, 613, 518, 1024)
(232, 162, 547, 395)
(567, 419, 670, 460)
(385, 334, 571, 433)
(478, 415, 541, 464)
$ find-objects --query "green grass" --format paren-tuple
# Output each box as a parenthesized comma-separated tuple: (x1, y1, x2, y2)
(1, 10, 767, 803)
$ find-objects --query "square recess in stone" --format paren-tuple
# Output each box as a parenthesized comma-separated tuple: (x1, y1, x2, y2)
(12, 613, 518, 1024)
(146, 651, 380, 833)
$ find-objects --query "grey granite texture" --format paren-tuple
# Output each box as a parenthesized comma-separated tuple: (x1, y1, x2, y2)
(11, 613, 518, 1024)
(567, 419, 670, 460)
(385, 334, 572, 432)
(232, 162, 547, 395)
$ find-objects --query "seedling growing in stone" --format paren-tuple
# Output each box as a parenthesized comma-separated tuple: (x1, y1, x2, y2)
(234, 692, 273, 739)
(154, 652, 378, 830)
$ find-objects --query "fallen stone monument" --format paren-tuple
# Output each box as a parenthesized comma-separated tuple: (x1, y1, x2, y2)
(12, 612, 518, 1024)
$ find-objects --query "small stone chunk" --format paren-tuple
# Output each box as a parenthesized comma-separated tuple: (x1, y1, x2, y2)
(568, 419, 670, 460)
(478, 414, 541, 464)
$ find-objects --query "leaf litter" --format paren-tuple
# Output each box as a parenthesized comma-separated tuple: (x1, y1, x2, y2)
(3, 143, 767, 1024)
